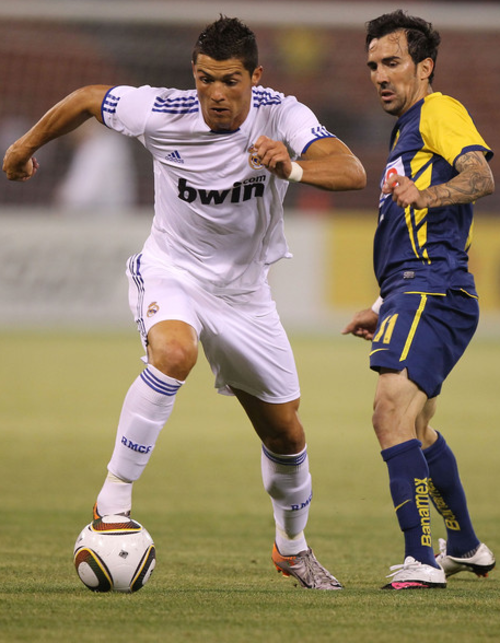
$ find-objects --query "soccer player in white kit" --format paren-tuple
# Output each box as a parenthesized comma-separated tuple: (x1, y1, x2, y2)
(3, 16, 366, 589)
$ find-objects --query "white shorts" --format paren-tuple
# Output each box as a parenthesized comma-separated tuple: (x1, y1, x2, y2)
(126, 253, 300, 403)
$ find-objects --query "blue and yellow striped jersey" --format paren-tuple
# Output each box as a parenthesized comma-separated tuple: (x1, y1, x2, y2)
(375, 92, 493, 298)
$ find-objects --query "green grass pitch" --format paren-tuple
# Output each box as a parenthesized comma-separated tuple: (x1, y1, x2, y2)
(1, 330, 499, 642)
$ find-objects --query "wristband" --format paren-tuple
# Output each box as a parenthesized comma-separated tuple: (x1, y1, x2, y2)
(288, 162, 304, 183)
(371, 296, 384, 315)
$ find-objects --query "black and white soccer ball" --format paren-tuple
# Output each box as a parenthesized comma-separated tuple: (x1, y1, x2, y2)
(73, 515, 156, 593)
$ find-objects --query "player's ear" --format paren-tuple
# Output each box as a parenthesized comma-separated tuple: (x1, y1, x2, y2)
(252, 65, 263, 86)
(419, 57, 434, 82)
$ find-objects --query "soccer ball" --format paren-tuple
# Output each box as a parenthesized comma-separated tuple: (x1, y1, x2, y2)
(73, 515, 156, 593)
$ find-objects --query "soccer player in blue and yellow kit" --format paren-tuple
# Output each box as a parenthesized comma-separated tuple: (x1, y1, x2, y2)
(343, 10, 495, 589)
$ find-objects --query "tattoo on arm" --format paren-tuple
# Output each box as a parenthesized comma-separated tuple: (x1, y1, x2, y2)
(424, 150, 494, 208)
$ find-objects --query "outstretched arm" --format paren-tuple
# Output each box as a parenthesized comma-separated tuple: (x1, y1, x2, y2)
(382, 150, 494, 209)
(252, 135, 366, 191)
(3, 85, 112, 181)
(342, 306, 379, 341)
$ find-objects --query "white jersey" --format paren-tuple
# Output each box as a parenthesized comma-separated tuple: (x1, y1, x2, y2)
(102, 84, 335, 294)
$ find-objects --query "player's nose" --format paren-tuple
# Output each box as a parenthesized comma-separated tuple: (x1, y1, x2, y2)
(375, 68, 389, 85)
(210, 83, 226, 102)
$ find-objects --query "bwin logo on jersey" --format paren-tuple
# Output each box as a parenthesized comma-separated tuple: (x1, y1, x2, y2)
(177, 177, 266, 205)
(121, 436, 152, 454)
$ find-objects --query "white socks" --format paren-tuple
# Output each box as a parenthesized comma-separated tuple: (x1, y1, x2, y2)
(97, 367, 312, 557)
(261, 444, 311, 554)
(96, 472, 133, 517)
(96, 364, 183, 516)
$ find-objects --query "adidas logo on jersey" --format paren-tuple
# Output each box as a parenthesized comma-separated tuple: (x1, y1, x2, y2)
(165, 150, 184, 164)
(177, 177, 266, 205)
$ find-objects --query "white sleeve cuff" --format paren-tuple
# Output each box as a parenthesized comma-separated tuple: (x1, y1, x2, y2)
(371, 296, 383, 315)
(288, 161, 304, 183)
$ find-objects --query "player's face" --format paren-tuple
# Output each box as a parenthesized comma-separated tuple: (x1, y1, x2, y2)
(367, 30, 433, 117)
(193, 55, 262, 132)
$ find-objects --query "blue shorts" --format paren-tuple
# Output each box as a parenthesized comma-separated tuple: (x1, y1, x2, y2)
(369, 289, 479, 398)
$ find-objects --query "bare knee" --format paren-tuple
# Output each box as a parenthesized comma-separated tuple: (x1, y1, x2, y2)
(372, 395, 399, 447)
(149, 341, 197, 380)
(417, 398, 439, 448)
(147, 321, 198, 380)
(232, 389, 306, 454)
(263, 412, 306, 455)
(260, 402, 306, 455)
(372, 372, 428, 449)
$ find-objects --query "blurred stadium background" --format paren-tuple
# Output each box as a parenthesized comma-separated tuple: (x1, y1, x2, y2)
(1, 0, 499, 333)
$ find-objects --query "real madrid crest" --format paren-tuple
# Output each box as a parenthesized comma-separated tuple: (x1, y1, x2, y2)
(147, 302, 160, 317)
(248, 145, 263, 170)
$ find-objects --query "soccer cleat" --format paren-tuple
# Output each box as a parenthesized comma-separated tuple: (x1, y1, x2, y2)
(436, 538, 496, 578)
(271, 542, 343, 590)
(382, 556, 447, 590)
(92, 502, 130, 521)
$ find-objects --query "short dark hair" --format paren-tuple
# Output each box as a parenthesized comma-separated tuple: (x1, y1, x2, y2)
(366, 10, 441, 82)
(192, 15, 259, 75)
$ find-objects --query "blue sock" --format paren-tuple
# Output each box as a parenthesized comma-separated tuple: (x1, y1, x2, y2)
(382, 439, 438, 567)
(423, 432, 479, 557)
